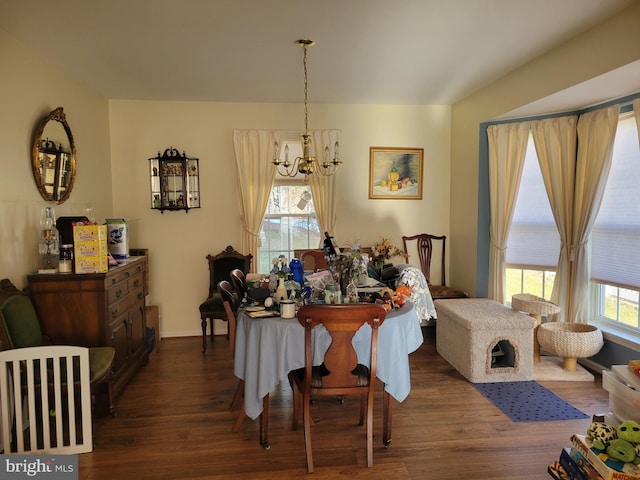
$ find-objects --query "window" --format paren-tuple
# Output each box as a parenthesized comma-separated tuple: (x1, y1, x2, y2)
(505, 133, 559, 301)
(591, 111, 640, 331)
(258, 141, 321, 273)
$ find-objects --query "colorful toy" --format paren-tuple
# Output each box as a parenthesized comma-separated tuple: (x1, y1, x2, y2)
(612, 420, 640, 464)
(587, 421, 617, 450)
(607, 438, 638, 463)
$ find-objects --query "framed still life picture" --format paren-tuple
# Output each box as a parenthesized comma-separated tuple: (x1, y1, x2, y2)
(369, 147, 423, 200)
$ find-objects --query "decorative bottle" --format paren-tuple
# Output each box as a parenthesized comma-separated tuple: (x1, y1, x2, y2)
(346, 278, 359, 304)
(38, 206, 59, 273)
(388, 161, 400, 182)
(289, 258, 304, 286)
(275, 277, 288, 304)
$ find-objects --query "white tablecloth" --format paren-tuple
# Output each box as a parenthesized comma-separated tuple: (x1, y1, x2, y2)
(234, 302, 423, 419)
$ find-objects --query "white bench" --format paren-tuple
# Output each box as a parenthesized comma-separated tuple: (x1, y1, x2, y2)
(435, 298, 536, 383)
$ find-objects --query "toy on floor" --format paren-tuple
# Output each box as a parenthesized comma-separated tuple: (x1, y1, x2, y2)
(587, 421, 618, 450)
(607, 420, 640, 465)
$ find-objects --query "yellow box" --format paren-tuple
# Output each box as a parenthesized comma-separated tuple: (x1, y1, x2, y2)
(74, 241, 109, 257)
(73, 224, 108, 273)
(73, 224, 108, 243)
(74, 255, 108, 274)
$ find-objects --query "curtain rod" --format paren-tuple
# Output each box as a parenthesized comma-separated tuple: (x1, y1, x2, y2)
(482, 91, 640, 128)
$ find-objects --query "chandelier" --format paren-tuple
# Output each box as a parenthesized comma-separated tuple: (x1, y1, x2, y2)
(273, 39, 341, 179)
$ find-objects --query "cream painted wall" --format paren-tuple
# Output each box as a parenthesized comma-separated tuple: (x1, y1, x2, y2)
(449, 2, 640, 297)
(0, 29, 112, 289)
(108, 101, 450, 337)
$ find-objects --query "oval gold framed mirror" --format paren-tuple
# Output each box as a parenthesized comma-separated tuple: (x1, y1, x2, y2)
(31, 107, 77, 204)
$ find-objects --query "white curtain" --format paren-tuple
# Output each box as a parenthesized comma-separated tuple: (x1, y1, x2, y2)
(487, 122, 530, 303)
(634, 99, 640, 147)
(565, 106, 619, 323)
(308, 130, 341, 241)
(530, 115, 577, 322)
(233, 130, 279, 270)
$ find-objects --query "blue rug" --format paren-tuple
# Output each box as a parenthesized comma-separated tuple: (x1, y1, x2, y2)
(472, 381, 588, 422)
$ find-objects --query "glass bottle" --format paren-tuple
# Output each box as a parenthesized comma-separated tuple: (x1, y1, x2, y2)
(38, 206, 59, 272)
(346, 278, 359, 304)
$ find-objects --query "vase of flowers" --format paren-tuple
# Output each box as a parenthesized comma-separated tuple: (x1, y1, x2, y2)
(371, 237, 405, 273)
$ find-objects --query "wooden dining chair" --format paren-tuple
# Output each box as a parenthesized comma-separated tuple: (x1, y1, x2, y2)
(229, 269, 248, 305)
(288, 304, 387, 472)
(217, 280, 270, 449)
(299, 250, 329, 272)
(199, 246, 252, 353)
(401, 233, 468, 300)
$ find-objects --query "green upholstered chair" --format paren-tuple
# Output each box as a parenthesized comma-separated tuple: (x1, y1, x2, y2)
(0, 279, 116, 414)
(199, 246, 252, 354)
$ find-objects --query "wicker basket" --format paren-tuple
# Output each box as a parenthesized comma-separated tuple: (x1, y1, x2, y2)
(537, 322, 603, 359)
(512, 293, 560, 316)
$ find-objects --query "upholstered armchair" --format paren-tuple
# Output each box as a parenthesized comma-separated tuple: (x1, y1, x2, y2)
(0, 278, 116, 415)
(198, 246, 252, 354)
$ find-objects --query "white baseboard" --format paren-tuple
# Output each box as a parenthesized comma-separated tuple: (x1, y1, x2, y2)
(162, 318, 229, 338)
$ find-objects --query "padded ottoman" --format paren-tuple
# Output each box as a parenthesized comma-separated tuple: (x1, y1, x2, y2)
(435, 298, 536, 383)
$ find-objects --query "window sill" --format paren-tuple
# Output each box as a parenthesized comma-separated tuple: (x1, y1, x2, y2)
(591, 319, 640, 352)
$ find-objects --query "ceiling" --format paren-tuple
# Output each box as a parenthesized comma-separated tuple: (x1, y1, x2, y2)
(0, 0, 637, 107)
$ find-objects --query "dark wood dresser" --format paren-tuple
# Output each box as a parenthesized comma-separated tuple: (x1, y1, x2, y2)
(27, 256, 148, 398)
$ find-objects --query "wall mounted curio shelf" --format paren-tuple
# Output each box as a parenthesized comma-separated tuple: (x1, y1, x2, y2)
(149, 147, 200, 213)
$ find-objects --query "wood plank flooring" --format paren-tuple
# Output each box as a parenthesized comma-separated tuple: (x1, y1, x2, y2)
(81, 328, 609, 479)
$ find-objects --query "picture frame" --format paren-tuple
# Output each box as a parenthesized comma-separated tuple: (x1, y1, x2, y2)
(369, 147, 423, 200)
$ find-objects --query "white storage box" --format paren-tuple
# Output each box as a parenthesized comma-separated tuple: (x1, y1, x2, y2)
(612, 365, 640, 391)
(602, 369, 640, 423)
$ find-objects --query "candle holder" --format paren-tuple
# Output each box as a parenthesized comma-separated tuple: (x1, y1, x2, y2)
(38, 206, 59, 273)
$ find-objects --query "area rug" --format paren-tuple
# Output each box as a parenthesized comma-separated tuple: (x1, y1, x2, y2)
(472, 381, 588, 422)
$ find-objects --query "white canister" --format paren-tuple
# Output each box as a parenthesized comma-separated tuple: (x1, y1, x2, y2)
(280, 300, 296, 319)
(106, 218, 129, 259)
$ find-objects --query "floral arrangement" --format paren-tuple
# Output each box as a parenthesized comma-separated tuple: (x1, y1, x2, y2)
(344, 242, 370, 280)
(371, 237, 405, 268)
(271, 255, 290, 278)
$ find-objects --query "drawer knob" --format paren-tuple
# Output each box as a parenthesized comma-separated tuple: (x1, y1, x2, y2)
(116, 289, 122, 298)
(137, 292, 144, 300)
(133, 279, 140, 287)
(111, 309, 118, 319)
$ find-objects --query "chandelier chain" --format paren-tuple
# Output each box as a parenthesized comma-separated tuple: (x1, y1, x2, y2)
(303, 44, 309, 133)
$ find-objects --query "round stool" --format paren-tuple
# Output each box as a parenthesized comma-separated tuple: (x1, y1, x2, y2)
(537, 322, 603, 371)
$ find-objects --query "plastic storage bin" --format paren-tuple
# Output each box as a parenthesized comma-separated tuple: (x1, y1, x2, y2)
(602, 369, 640, 423)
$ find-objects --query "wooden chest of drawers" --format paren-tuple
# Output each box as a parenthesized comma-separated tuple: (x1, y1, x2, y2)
(27, 256, 148, 398)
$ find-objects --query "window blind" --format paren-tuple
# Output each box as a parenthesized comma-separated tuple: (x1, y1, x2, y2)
(506, 134, 560, 268)
(591, 113, 640, 289)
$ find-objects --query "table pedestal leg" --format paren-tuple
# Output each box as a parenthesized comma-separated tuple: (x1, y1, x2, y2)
(563, 357, 577, 371)
(530, 313, 542, 363)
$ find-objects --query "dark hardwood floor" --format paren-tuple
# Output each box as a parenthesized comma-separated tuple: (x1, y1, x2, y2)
(81, 327, 609, 479)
